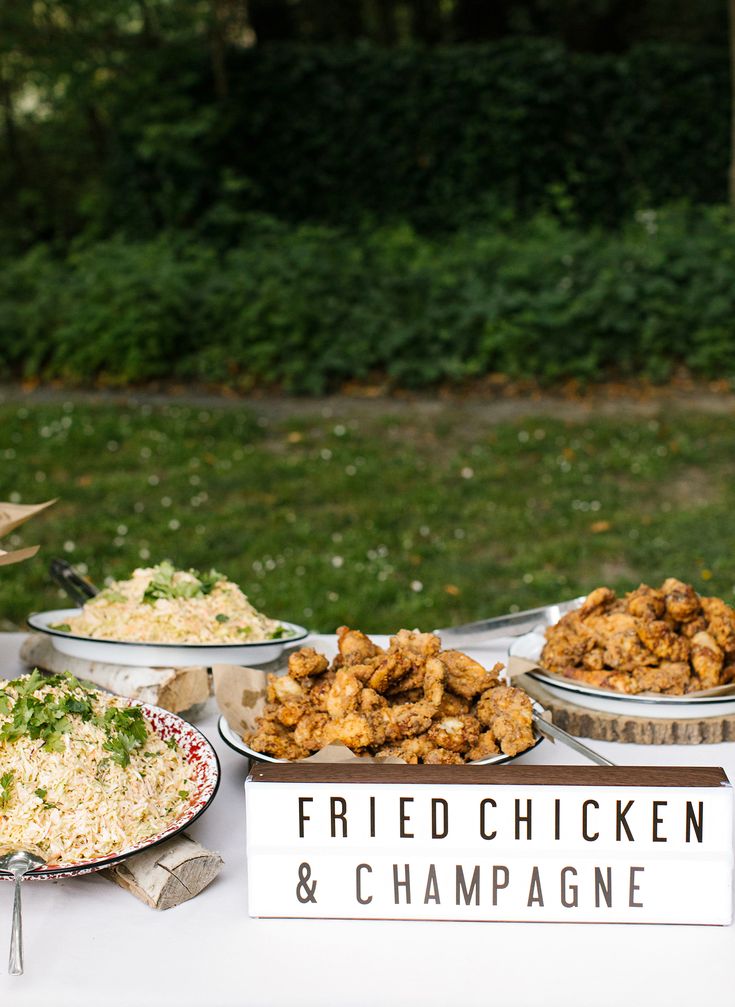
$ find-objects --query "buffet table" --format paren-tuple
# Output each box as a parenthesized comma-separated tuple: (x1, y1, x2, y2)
(1, 632, 734, 1007)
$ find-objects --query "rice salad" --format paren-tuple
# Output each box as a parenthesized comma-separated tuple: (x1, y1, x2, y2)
(0, 670, 194, 866)
(52, 561, 289, 645)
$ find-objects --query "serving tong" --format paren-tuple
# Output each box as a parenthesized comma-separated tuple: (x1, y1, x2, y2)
(49, 558, 99, 606)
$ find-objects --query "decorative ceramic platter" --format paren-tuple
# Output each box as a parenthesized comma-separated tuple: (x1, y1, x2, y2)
(27, 608, 308, 668)
(509, 626, 735, 720)
(0, 702, 220, 880)
(217, 714, 543, 766)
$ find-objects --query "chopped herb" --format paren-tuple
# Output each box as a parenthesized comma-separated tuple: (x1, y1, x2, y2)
(165, 737, 178, 750)
(237, 626, 252, 636)
(178, 790, 190, 799)
(50, 623, 71, 632)
(270, 626, 292, 639)
(34, 787, 56, 810)
(142, 561, 225, 605)
(215, 613, 229, 623)
(102, 705, 148, 767)
(0, 694, 10, 716)
(0, 772, 13, 806)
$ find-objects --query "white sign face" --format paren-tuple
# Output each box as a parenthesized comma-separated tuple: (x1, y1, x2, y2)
(245, 767, 734, 925)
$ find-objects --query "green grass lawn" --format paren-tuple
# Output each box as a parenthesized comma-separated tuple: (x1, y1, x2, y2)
(1, 400, 734, 633)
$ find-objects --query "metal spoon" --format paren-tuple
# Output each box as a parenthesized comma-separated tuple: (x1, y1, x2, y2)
(0, 848, 46, 976)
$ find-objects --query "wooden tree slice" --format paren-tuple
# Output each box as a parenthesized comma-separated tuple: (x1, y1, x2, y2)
(517, 673, 735, 745)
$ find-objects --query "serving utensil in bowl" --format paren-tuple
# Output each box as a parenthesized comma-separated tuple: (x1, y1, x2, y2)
(0, 847, 46, 976)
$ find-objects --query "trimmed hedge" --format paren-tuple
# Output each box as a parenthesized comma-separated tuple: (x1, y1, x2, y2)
(3, 207, 735, 392)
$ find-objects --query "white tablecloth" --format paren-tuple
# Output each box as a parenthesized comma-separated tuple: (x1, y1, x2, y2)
(1, 632, 733, 1007)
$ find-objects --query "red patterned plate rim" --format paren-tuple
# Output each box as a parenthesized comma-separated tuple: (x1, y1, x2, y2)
(0, 702, 220, 880)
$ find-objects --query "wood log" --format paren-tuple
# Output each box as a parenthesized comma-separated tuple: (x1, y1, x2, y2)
(104, 834, 223, 910)
(20, 634, 210, 713)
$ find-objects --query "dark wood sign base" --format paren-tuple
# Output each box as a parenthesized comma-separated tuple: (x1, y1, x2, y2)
(517, 673, 735, 746)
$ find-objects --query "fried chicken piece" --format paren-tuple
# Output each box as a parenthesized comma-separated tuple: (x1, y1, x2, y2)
(325, 668, 363, 719)
(322, 712, 374, 750)
(266, 673, 305, 704)
(476, 685, 535, 757)
(379, 736, 435, 764)
(336, 626, 383, 666)
(579, 586, 616, 617)
(437, 692, 471, 716)
(561, 667, 639, 694)
(722, 663, 735, 685)
(389, 628, 442, 659)
(701, 597, 735, 653)
(541, 612, 597, 673)
(384, 686, 424, 703)
(422, 657, 446, 707)
(584, 613, 657, 674)
(424, 748, 464, 765)
(384, 661, 427, 694)
(680, 615, 707, 638)
(428, 715, 481, 754)
(586, 612, 639, 637)
(247, 722, 309, 760)
(293, 711, 330, 751)
(308, 670, 336, 712)
(636, 620, 690, 662)
(626, 584, 665, 621)
(288, 647, 329, 680)
(359, 687, 388, 713)
(349, 663, 376, 684)
(437, 651, 501, 700)
(690, 631, 724, 690)
(661, 578, 702, 623)
(600, 626, 658, 673)
(382, 701, 436, 741)
(468, 730, 500, 761)
(582, 647, 605, 670)
(368, 650, 414, 693)
(633, 662, 691, 695)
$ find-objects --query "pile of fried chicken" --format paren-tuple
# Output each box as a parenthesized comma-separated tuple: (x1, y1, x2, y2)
(541, 579, 735, 695)
(247, 627, 536, 764)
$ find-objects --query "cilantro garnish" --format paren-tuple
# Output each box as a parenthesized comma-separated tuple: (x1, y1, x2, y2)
(50, 623, 71, 632)
(34, 787, 56, 810)
(215, 613, 229, 623)
(0, 670, 153, 769)
(102, 706, 149, 767)
(142, 561, 225, 604)
(0, 772, 13, 806)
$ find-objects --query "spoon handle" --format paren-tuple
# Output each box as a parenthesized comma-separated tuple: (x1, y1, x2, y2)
(8, 874, 23, 975)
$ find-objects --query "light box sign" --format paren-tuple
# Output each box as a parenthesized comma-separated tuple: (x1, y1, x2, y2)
(246, 765, 733, 925)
